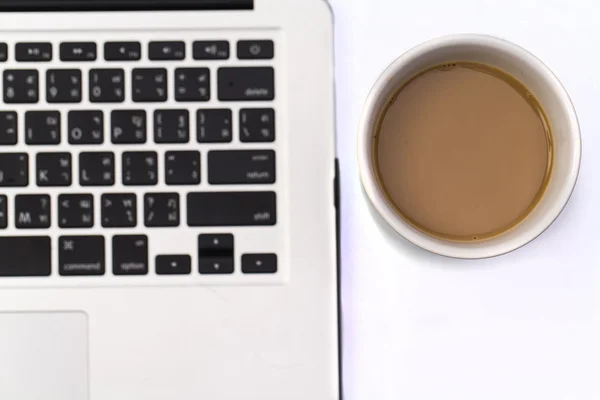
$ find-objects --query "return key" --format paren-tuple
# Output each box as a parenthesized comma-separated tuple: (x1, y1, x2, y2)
(208, 150, 275, 185)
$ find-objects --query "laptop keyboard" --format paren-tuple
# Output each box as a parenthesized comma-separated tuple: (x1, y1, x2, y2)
(0, 32, 282, 284)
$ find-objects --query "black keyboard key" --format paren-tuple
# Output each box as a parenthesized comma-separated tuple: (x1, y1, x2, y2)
(156, 255, 191, 275)
(187, 192, 276, 227)
(0, 153, 28, 187)
(175, 68, 210, 102)
(149, 41, 185, 61)
(113, 235, 148, 275)
(0, 43, 7, 62)
(59, 194, 94, 228)
(47, 69, 82, 103)
(242, 254, 277, 274)
(111, 110, 146, 144)
(79, 152, 115, 186)
(154, 109, 189, 144)
(59, 236, 104, 276)
(68, 110, 104, 144)
(4, 70, 38, 103)
(122, 151, 158, 186)
(0, 195, 6, 228)
(105, 41, 141, 61)
(240, 108, 275, 142)
(208, 150, 275, 185)
(197, 109, 232, 143)
(89, 69, 125, 103)
(0, 236, 51, 277)
(132, 68, 167, 102)
(60, 42, 97, 62)
(0, 112, 18, 145)
(36, 152, 72, 187)
(15, 194, 51, 229)
(237, 40, 274, 60)
(218, 67, 274, 101)
(165, 151, 200, 185)
(25, 111, 61, 145)
(144, 193, 179, 227)
(102, 193, 136, 228)
(193, 40, 229, 60)
(199, 256, 234, 275)
(16, 42, 52, 62)
(198, 233, 234, 274)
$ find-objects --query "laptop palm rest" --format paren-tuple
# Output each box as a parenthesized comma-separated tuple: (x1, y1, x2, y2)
(0, 312, 89, 400)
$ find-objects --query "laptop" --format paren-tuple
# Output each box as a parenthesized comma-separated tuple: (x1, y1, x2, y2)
(0, 1, 340, 399)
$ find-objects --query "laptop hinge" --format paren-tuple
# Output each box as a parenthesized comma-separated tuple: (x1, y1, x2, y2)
(0, 0, 253, 12)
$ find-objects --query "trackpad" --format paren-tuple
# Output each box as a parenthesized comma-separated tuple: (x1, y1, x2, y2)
(0, 312, 89, 400)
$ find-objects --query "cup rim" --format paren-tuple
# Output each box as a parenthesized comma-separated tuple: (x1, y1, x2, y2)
(357, 33, 582, 259)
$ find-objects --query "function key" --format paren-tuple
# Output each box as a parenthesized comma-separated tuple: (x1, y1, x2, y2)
(149, 41, 185, 60)
(4, 70, 39, 104)
(240, 108, 275, 142)
(47, 69, 82, 103)
(68, 110, 104, 145)
(59, 236, 105, 276)
(113, 235, 148, 276)
(25, 111, 61, 145)
(218, 67, 274, 101)
(0, 112, 18, 145)
(0, 43, 8, 62)
(237, 40, 274, 60)
(15, 42, 52, 62)
(104, 41, 141, 61)
(0, 153, 28, 187)
(36, 152, 72, 187)
(197, 109, 232, 143)
(242, 254, 277, 274)
(0, 195, 6, 229)
(132, 68, 167, 103)
(15, 194, 51, 229)
(102, 193, 137, 228)
(193, 40, 229, 60)
(60, 42, 97, 62)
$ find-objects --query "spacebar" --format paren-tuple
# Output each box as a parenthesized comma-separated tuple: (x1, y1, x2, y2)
(187, 192, 276, 226)
(0, 236, 51, 277)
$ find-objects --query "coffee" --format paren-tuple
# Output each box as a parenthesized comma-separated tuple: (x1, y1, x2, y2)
(375, 62, 553, 241)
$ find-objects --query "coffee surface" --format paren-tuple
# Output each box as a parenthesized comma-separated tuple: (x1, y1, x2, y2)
(376, 64, 551, 240)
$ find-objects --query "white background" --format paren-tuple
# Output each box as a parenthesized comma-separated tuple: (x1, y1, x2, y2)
(330, 0, 600, 398)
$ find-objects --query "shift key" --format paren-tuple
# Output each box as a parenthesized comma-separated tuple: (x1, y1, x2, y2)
(187, 192, 276, 227)
(209, 150, 275, 184)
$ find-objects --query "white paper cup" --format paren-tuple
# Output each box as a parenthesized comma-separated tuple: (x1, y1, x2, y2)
(358, 34, 582, 259)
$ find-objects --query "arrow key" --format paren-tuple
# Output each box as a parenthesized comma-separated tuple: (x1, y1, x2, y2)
(242, 254, 277, 274)
(156, 255, 191, 275)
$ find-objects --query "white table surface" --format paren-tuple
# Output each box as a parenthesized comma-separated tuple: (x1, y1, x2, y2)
(330, 0, 599, 398)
